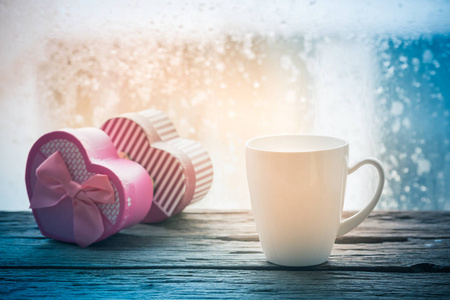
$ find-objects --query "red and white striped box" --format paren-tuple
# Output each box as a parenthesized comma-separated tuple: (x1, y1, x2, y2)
(101, 110, 213, 223)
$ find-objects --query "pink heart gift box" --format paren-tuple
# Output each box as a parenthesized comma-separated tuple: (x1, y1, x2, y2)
(25, 128, 153, 247)
(101, 109, 213, 223)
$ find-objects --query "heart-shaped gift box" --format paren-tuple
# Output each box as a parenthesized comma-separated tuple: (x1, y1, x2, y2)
(25, 128, 153, 247)
(101, 110, 213, 223)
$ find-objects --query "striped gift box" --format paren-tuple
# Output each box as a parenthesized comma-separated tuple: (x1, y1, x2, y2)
(101, 110, 213, 223)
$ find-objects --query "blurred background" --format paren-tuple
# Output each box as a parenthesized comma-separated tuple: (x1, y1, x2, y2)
(1, 0, 449, 211)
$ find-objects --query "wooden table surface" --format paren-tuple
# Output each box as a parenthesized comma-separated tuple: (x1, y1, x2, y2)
(1, 210, 449, 299)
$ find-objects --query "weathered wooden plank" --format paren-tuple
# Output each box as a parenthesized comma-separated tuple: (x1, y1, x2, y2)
(1, 233, 449, 270)
(1, 269, 449, 299)
(2, 211, 449, 239)
(1, 211, 449, 298)
(0, 211, 449, 270)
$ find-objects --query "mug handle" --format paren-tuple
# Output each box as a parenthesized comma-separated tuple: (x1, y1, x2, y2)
(337, 158, 385, 237)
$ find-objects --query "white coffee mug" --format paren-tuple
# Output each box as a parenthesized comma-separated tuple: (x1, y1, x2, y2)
(246, 135, 384, 267)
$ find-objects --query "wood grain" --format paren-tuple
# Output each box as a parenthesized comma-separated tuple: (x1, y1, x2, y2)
(0, 210, 449, 298)
(1, 269, 449, 299)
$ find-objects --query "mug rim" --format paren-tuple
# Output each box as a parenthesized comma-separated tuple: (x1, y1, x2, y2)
(245, 134, 349, 153)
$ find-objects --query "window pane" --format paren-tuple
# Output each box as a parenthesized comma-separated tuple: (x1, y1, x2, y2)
(1, 0, 449, 211)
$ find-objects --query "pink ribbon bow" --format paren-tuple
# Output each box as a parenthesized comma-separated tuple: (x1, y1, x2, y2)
(30, 151, 115, 247)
